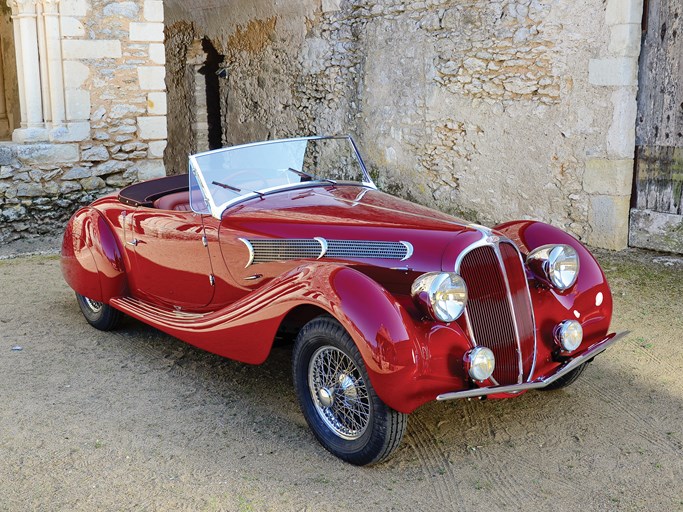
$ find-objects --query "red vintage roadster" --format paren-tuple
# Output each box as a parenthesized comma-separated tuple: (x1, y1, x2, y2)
(61, 136, 623, 465)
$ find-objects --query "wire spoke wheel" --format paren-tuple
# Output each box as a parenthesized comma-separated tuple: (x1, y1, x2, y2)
(83, 297, 103, 313)
(308, 346, 371, 440)
(293, 316, 407, 465)
(75, 293, 122, 331)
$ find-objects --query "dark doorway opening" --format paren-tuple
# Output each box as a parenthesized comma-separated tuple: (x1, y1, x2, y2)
(197, 37, 224, 151)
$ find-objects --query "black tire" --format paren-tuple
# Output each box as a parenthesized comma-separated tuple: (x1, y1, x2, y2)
(75, 293, 122, 331)
(292, 316, 407, 466)
(541, 363, 587, 391)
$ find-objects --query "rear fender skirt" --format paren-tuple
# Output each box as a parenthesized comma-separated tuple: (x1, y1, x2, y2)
(109, 262, 430, 412)
(61, 207, 128, 302)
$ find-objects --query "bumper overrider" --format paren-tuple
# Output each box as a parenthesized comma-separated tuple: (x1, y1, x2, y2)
(437, 331, 627, 401)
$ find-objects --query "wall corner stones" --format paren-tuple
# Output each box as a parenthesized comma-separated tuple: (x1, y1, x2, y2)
(1, 0, 168, 243)
(583, 0, 643, 250)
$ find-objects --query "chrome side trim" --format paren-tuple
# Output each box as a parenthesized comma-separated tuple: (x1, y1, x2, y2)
(436, 332, 627, 401)
(492, 243, 524, 385)
(314, 237, 328, 259)
(510, 244, 539, 381)
(400, 241, 414, 261)
(238, 237, 254, 267)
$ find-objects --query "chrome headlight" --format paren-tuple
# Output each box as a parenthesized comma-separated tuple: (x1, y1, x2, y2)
(464, 347, 495, 381)
(411, 272, 467, 322)
(554, 320, 583, 353)
(527, 244, 579, 291)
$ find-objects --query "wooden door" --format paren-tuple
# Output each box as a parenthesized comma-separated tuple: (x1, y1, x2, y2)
(631, 0, 683, 254)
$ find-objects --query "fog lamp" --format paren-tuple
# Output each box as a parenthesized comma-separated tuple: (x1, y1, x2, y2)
(464, 347, 495, 382)
(554, 320, 583, 353)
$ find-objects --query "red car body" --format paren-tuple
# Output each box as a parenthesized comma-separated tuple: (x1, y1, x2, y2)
(61, 136, 622, 464)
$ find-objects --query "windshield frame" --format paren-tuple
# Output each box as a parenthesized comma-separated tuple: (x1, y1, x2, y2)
(188, 135, 377, 219)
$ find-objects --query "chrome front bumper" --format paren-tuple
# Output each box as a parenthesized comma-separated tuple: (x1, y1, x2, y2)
(436, 331, 627, 401)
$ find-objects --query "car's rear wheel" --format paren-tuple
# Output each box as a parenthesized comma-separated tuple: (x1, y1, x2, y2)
(541, 363, 587, 391)
(292, 316, 407, 466)
(75, 293, 122, 331)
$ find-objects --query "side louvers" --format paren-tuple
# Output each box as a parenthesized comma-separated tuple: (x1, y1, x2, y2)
(239, 238, 413, 266)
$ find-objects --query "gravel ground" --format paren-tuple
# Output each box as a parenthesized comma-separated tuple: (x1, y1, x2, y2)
(0, 247, 681, 511)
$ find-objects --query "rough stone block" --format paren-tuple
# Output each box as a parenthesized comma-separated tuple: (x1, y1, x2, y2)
(144, 0, 164, 22)
(147, 92, 167, 115)
(129, 22, 164, 42)
(148, 43, 165, 65)
(609, 24, 641, 57)
(629, 208, 683, 254)
(607, 89, 637, 159)
(50, 122, 91, 143)
(137, 66, 166, 91)
(587, 195, 631, 250)
(588, 58, 638, 86)
(605, 0, 644, 25)
(16, 182, 43, 198)
(81, 176, 106, 191)
(110, 103, 146, 119)
(137, 116, 167, 140)
(60, 17, 85, 37)
(103, 1, 139, 18)
(60, 0, 88, 16)
(12, 127, 49, 143)
(322, 0, 342, 12)
(583, 158, 633, 196)
(63, 40, 122, 60)
(136, 159, 166, 180)
(63, 61, 90, 89)
(62, 167, 93, 180)
(82, 145, 110, 162)
(65, 89, 91, 121)
(0, 146, 15, 166)
(16, 144, 80, 165)
(148, 140, 167, 159)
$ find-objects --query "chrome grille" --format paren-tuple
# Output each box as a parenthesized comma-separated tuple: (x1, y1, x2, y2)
(245, 238, 409, 264)
(458, 242, 536, 385)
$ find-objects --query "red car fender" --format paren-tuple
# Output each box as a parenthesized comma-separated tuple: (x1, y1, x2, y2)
(308, 264, 425, 412)
(61, 207, 128, 302)
(493, 220, 613, 380)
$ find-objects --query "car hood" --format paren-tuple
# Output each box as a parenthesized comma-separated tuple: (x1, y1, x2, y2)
(221, 185, 486, 273)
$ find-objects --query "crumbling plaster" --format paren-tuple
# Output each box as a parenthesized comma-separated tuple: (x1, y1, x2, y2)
(165, 0, 640, 249)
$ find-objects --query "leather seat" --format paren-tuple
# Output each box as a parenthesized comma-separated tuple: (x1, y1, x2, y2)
(153, 191, 191, 211)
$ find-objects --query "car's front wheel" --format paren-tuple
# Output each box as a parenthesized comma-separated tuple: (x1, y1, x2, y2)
(541, 363, 587, 391)
(292, 316, 407, 466)
(75, 293, 122, 331)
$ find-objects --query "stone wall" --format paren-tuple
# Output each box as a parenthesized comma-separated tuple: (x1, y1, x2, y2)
(0, 0, 167, 243)
(165, 0, 642, 250)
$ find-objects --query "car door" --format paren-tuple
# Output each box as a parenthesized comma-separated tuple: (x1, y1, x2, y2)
(126, 208, 215, 310)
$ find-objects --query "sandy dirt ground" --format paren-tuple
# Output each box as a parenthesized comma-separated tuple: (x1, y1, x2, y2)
(0, 248, 681, 511)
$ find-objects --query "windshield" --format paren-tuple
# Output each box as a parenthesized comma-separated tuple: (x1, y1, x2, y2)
(188, 136, 374, 217)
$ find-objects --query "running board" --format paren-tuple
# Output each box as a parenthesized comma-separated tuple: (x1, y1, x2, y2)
(110, 296, 207, 325)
